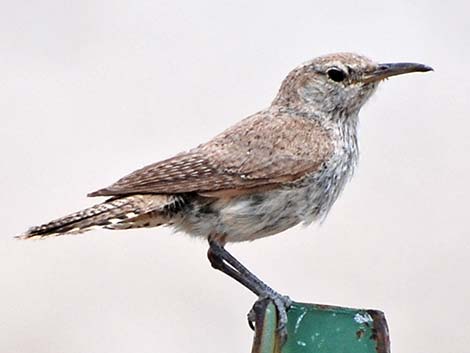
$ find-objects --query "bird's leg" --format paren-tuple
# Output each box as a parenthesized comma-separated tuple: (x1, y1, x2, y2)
(207, 240, 291, 344)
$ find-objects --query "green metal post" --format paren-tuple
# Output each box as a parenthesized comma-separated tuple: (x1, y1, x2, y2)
(251, 301, 390, 353)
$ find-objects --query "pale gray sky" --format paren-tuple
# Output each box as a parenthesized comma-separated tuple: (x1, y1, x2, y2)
(1, 1, 469, 352)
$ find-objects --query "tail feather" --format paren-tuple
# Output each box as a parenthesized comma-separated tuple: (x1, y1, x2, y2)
(18, 194, 183, 239)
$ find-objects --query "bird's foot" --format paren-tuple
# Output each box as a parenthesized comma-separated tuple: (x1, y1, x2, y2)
(248, 293, 292, 345)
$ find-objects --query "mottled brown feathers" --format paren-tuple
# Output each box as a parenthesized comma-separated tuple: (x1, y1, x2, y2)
(88, 111, 333, 197)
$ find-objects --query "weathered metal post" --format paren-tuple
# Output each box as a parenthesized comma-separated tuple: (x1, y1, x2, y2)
(251, 300, 390, 353)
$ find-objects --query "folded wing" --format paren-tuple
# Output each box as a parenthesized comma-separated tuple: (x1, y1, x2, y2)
(88, 112, 333, 197)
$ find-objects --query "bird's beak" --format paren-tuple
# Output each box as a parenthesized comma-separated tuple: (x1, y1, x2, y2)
(363, 62, 433, 83)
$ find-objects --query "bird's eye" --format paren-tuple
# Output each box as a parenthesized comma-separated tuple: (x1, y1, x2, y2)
(327, 68, 346, 82)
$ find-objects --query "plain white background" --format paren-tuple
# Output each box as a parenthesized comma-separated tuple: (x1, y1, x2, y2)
(1, 1, 469, 352)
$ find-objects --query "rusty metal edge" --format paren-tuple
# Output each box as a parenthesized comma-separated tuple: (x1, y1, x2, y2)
(367, 310, 391, 353)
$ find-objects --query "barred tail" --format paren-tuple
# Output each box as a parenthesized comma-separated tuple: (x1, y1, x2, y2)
(17, 194, 182, 239)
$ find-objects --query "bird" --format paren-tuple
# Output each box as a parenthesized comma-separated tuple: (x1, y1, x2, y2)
(18, 52, 432, 343)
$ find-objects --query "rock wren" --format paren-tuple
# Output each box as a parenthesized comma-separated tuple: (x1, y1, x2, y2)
(19, 53, 432, 341)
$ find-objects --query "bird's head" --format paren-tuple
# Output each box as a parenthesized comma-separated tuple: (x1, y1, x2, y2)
(273, 52, 432, 117)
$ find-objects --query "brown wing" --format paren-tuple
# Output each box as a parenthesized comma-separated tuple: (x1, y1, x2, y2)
(88, 111, 333, 197)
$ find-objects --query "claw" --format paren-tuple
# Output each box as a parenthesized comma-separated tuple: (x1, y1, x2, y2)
(247, 306, 256, 331)
(249, 294, 292, 346)
(271, 296, 289, 345)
